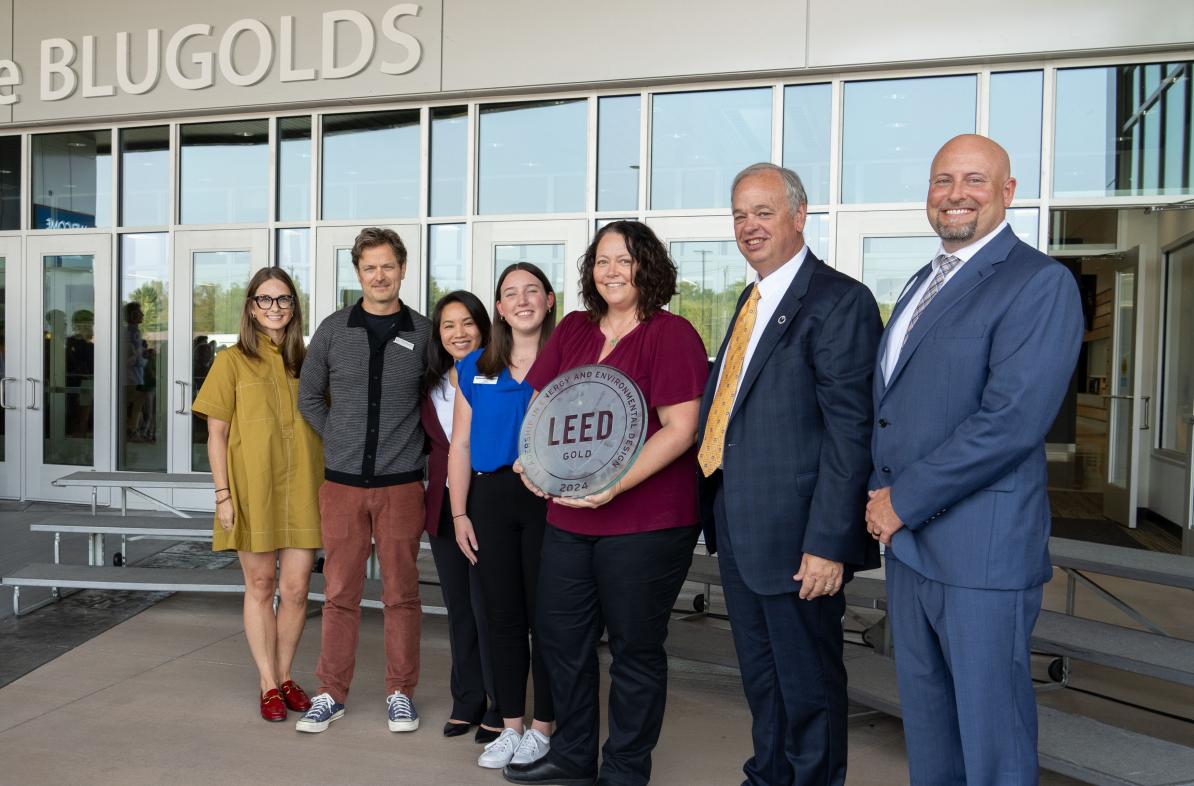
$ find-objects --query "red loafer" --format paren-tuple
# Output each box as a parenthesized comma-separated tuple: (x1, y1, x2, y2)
(260, 688, 287, 722)
(280, 680, 312, 712)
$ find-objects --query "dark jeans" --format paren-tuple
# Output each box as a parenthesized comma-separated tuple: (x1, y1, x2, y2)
(428, 486, 502, 727)
(468, 469, 553, 722)
(537, 523, 699, 786)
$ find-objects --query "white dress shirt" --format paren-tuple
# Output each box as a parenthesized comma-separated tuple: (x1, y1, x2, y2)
(882, 221, 1009, 384)
(714, 245, 809, 412)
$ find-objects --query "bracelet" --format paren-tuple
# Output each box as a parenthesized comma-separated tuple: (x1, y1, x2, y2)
(452, 513, 467, 519)
(215, 495, 232, 504)
(214, 487, 230, 494)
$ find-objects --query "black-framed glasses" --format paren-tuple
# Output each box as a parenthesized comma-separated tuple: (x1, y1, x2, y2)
(251, 294, 296, 310)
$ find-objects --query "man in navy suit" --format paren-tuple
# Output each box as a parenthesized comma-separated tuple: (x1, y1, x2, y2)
(866, 135, 1083, 785)
(697, 163, 882, 786)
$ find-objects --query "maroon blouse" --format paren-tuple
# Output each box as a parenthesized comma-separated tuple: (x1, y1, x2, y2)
(525, 310, 709, 536)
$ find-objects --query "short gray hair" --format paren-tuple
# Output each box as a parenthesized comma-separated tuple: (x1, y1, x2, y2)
(731, 163, 808, 214)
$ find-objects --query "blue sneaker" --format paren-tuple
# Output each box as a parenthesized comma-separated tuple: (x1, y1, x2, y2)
(387, 690, 419, 732)
(295, 692, 344, 733)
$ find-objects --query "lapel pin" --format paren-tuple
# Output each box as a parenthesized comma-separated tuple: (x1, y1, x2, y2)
(777, 315, 786, 324)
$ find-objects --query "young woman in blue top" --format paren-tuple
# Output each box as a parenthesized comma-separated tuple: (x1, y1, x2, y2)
(448, 262, 557, 771)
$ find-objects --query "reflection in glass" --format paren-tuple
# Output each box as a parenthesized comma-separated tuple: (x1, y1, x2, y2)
(278, 117, 312, 222)
(783, 84, 832, 205)
(479, 100, 587, 215)
(323, 110, 420, 220)
(277, 228, 311, 336)
(652, 88, 771, 210)
(120, 126, 170, 226)
(1054, 62, 1193, 197)
(32, 131, 113, 229)
(494, 244, 564, 318)
(192, 250, 252, 470)
(861, 236, 941, 325)
(43, 255, 95, 465)
(429, 224, 467, 306)
(1161, 242, 1194, 453)
(670, 241, 748, 355)
(181, 120, 268, 224)
(1108, 271, 1135, 486)
(842, 76, 976, 203)
(119, 234, 168, 471)
(804, 213, 830, 263)
(989, 71, 1042, 199)
(336, 248, 362, 310)
(598, 96, 640, 212)
(0, 136, 21, 230)
(431, 107, 467, 217)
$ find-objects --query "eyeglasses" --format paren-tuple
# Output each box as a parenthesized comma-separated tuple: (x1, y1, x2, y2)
(250, 294, 296, 310)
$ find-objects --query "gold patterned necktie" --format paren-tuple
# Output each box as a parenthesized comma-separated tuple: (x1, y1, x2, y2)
(698, 284, 762, 476)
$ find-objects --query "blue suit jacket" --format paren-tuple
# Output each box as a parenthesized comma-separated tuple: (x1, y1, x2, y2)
(699, 253, 883, 595)
(873, 226, 1083, 590)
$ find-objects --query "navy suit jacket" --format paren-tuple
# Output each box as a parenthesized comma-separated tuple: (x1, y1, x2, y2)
(698, 252, 883, 595)
(873, 226, 1083, 590)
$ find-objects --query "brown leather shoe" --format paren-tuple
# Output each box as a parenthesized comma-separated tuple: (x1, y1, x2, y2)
(260, 688, 287, 722)
(280, 680, 312, 712)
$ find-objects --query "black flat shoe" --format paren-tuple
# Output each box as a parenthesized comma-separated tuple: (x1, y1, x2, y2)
(475, 724, 502, 744)
(503, 757, 596, 786)
(443, 720, 474, 737)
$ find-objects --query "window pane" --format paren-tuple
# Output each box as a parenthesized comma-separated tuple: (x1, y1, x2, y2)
(277, 228, 311, 336)
(652, 88, 772, 210)
(1054, 62, 1193, 197)
(861, 236, 941, 325)
(120, 126, 169, 227)
(429, 224, 467, 306)
(119, 233, 168, 471)
(1162, 242, 1194, 453)
(431, 107, 467, 217)
(323, 110, 420, 220)
(494, 244, 564, 318)
(180, 120, 268, 224)
(479, 100, 587, 215)
(990, 71, 1042, 199)
(842, 76, 977, 203)
(43, 254, 95, 465)
(670, 241, 748, 356)
(32, 131, 112, 229)
(782, 84, 832, 205)
(1007, 208, 1040, 250)
(277, 116, 312, 222)
(336, 248, 362, 310)
(0, 136, 21, 230)
(805, 213, 830, 263)
(598, 96, 640, 212)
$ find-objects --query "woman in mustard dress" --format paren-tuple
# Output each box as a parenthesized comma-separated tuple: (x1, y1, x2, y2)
(193, 267, 323, 722)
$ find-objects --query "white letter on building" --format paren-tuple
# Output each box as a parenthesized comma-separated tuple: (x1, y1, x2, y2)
(218, 19, 273, 87)
(0, 60, 22, 106)
(322, 10, 374, 80)
(116, 29, 161, 95)
(380, 4, 421, 75)
(81, 35, 116, 97)
(166, 23, 214, 90)
(279, 15, 317, 82)
(41, 38, 78, 101)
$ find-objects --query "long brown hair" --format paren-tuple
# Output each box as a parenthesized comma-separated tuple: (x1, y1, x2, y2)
(237, 267, 307, 377)
(477, 262, 556, 378)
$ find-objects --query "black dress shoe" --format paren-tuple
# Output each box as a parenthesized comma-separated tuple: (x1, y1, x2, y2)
(443, 720, 474, 737)
(502, 757, 597, 786)
(475, 725, 502, 744)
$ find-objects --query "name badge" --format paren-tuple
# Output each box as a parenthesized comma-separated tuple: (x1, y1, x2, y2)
(392, 336, 414, 351)
(473, 375, 499, 385)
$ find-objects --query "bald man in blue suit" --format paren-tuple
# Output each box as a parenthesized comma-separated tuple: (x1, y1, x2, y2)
(866, 135, 1083, 785)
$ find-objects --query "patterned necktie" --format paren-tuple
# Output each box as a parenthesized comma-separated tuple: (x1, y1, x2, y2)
(902, 253, 962, 347)
(698, 285, 762, 476)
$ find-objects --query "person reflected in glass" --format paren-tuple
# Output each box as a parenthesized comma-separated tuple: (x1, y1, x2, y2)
(449, 263, 557, 771)
(65, 309, 94, 438)
(506, 221, 709, 786)
(123, 303, 147, 441)
(420, 290, 503, 744)
(192, 268, 324, 722)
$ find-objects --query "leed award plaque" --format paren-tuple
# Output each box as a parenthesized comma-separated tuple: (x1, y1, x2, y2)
(519, 364, 647, 498)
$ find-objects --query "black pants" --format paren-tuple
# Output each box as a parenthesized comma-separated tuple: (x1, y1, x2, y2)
(428, 486, 502, 727)
(537, 523, 699, 786)
(468, 469, 553, 722)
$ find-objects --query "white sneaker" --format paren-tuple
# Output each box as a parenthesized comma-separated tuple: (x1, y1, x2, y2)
(478, 727, 522, 769)
(510, 728, 551, 765)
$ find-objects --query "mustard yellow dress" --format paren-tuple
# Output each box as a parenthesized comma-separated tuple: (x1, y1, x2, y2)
(192, 338, 323, 552)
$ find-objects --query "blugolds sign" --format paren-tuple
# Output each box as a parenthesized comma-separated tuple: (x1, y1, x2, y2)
(0, 4, 424, 106)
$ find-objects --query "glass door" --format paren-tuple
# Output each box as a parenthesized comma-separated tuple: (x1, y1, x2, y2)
(0, 237, 22, 498)
(835, 210, 940, 326)
(471, 220, 588, 318)
(1103, 251, 1144, 527)
(24, 235, 114, 503)
(171, 229, 268, 511)
(313, 224, 422, 324)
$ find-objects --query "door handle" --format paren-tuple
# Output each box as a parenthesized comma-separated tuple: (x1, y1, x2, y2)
(25, 378, 39, 410)
(175, 380, 189, 415)
(1140, 395, 1151, 430)
(0, 377, 15, 410)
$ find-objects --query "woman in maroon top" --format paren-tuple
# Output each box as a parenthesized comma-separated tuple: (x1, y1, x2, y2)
(508, 221, 709, 786)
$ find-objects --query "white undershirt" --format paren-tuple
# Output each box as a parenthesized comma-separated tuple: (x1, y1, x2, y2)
(431, 371, 455, 442)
